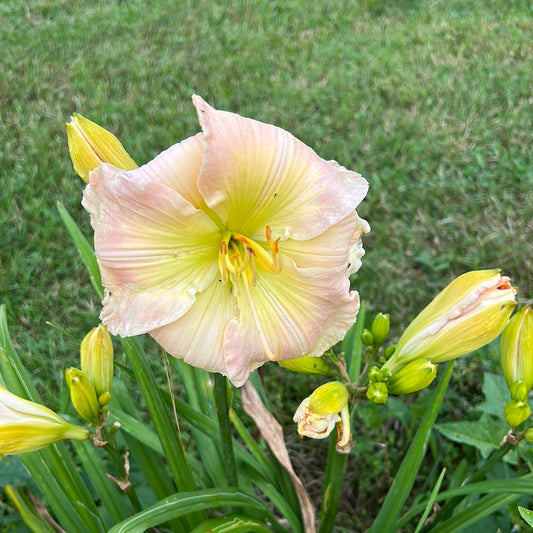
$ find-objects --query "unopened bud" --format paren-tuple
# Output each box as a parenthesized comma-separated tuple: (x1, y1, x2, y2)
(383, 345, 396, 359)
(0, 385, 89, 456)
(383, 270, 516, 374)
(366, 382, 388, 404)
(388, 360, 437, 395)
(510, 380, 529, 403)
(371, 313, 390, 347)
(65, 368, 100, 426)
(361, 329, 375, 347)
(66, 114, 137, 182)
(279, 356, 331, 375)
(80, 324, 114, 401)
(501, 306, 533, 392)
(525, 428, 533, 442)
(504, 399, 531, 428)
(367, 366, 382, 382)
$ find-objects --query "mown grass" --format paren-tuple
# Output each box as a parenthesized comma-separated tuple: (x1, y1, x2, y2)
(0, 0, 532, 528)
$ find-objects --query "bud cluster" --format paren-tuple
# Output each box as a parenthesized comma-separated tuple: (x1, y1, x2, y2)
(66, 325, 114, 427)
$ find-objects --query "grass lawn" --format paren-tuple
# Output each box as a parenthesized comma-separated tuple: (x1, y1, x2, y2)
(1, 0, 532, 528)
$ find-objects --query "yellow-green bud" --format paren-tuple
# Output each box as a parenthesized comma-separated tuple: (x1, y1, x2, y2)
(504, 399, 531, 427)
(383, 345, 396, 359)
(367, 366, 383, 382)
(371, 313, 390, 347)
(525, 428, 533, 442)
(383, 270, 516, 374)
(387, 360, 437, 395)
(361, 329, 375, 347)
(65, 368, 100, 426)
(80, 324, 114, 401)
(308, 382, 349, 416)
(366, 382, 388, 404)
(510, 380, 529, 403)
(0, 385, 89, 456)
(279, 356, 331, 375)
(98, 391, 112, 407)
(66, 113, 137, 182)
(500, 306, 533, 392)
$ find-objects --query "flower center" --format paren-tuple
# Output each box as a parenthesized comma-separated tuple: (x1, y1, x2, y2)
(218, 225, 281, 286)
(218, 225, 282, 361)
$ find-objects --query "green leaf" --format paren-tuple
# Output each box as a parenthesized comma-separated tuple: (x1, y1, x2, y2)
(427, 492, 521, 533)
(436, 413, 508, 458)
(414, 468, 446, 533)
(518, 506, 533, 527)
(368, 361, 454, 533)
(56, 201, 103, 299)
(108, 488, 277, 533)
(189, 514, 274, 533)
(4, 485, 57, 533)
(476, 372, 510, 419)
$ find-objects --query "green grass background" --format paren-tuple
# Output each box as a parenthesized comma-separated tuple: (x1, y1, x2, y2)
(1, 0, 531, 379)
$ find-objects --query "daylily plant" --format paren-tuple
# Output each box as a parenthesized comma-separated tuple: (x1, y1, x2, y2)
(82, 96, 369, 386)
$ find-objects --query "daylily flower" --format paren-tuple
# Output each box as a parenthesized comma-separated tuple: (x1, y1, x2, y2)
(82, 96, 369, 386)
(382, 270, 517, 374)
(0, 385, 89, 456)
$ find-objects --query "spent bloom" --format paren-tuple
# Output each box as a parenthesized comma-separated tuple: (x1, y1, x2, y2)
(383, 270, 517, 374)
(0, 385, 89, 456)
(293, 381, 351, 449)
(79, 96, 369, 386)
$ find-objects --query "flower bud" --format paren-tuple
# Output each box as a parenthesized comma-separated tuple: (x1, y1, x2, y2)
(366, 381, 388, 404)
(293, 382, 351, 448)
(65, 368, 100, 426)
(0, 385, 89, 456)
(510, 380, 529, 403)
(383, 345, 396, 360)
(80, 324, 114, 400)
(367, 366, 383, 382)
(361, 328, 375, 347)
(66, 113, 137, 182)
(371, 313, 390, 347)
(500, 306, 533, 392)
(383, 270, 517, 373)
(504, 399, 531, 427)
(387, 360, 437, 395)
(279, 355, 331, 375)
(525, 428, 533, 442)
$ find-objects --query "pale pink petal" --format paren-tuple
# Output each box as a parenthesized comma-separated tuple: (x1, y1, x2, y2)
(128, 133, 209, 212)
(224, 259, 360, 386)
(348, 213, 370, 275)
(83, 164, 221, 336)
(280, 212, 368, 272)
(193, 95, 368, 240)
(150, 279, 236, 374)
